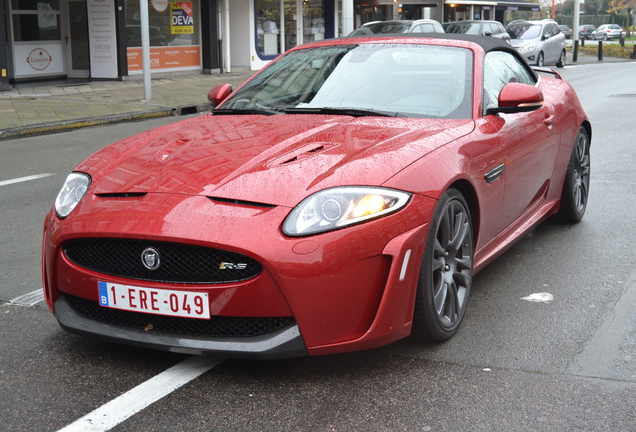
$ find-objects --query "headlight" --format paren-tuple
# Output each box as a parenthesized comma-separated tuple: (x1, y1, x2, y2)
(55, 172, 91, 218)
(282, 186, 411, 236)
(519, 44, 536, 53)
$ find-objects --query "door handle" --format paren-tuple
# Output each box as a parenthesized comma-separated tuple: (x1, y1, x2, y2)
(65, 35, 69, 45)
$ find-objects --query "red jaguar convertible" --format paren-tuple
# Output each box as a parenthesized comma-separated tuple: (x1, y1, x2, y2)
(43, 34, 590, 358)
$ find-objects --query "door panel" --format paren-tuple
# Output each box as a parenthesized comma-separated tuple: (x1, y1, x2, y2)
(62, 0, 89, 78)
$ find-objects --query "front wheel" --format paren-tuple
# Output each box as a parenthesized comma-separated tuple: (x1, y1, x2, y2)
(536, 52, 545, 67)
(557, 126, 590, 222)
(556, 49, 566, 68)
(412, 189, 474, 342)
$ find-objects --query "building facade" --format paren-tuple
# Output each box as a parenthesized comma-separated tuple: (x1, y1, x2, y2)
(1, 0, 351, 85)
(0, 0, 540, 87)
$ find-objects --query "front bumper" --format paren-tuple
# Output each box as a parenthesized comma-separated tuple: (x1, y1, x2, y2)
(54, 294, 307, 358)
(43, 192, 435, 357)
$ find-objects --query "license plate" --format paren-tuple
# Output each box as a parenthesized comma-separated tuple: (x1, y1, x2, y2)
(98, 281, 210, 319)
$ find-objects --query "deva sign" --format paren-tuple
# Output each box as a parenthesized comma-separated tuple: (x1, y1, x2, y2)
(170, 2, 194, 34)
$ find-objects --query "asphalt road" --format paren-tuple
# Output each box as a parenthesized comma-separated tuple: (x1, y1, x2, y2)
(1, 62, 636, 431)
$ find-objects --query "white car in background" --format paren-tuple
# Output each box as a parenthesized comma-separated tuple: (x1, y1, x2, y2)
(506, 19, 566, 67)
(591, 24, 625, 40)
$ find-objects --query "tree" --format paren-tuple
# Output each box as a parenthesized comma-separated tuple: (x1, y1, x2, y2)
(607, 0, 628, 14)
(585, 0, 604, 15)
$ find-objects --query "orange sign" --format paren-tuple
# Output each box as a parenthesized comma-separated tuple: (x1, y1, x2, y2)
(127, 46, 201, 71)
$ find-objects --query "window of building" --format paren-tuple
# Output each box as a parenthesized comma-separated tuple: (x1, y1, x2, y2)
(11, 0, 61, 42)
(255, 0, 325, 59)
(124, 0, 200, 48)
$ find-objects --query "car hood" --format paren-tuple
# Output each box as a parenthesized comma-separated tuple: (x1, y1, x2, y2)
(80, 114, 474, 207)
(509, 38, 537, 48)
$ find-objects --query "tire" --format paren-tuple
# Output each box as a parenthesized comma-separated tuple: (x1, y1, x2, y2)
(557, 126, 590, 223)
(412, 188, 474, 342)
(556, 49, 566, 68)
(536, 52, 544, 67)
(603, 34, 608, 41)
(592, 34, 597, 40)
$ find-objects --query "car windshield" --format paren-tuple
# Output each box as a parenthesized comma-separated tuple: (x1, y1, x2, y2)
(445, 23, 481, 35)
(507, 23, 541, 40)
(349, 23, 411, 35)
(218, 44, 473, 119)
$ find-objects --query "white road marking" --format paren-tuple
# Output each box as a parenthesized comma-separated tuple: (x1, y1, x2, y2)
(0, 173, 56, 187)
(56, 356, 225, 432)
(9, 289, 45, 306)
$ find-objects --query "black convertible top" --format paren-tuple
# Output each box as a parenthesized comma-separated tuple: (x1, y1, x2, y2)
(339, 32, 537, 79)
(342, 32, 516, 55)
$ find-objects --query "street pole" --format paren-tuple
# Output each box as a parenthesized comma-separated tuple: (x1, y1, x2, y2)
(573, 0, 581, 40)
(140, 0, 152, 101)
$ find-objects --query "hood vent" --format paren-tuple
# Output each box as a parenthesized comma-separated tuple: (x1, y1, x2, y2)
(208, 197, 276, 208)
(95, 193, 147, 198)
(268, 142, 335, 168)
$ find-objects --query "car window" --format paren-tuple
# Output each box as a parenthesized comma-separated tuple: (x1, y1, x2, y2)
(221, 44, 474, 119)
(487, 23, 501, 35)
(483, 50, 537, 111)
(412, 24, 436, 33)
(507, 23, 541, 40)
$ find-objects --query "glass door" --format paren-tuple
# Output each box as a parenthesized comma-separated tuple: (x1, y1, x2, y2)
(61, 0, 89, 78)
(301, 0, 324, 44)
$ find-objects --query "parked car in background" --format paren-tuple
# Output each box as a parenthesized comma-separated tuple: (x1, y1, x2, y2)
(444, 20, 511, 43)
(578, 24, 596, 40)
(506, 19, 566, 67)
(591, 24, 625, 40)
(558, 24, 572, 39)
(349, 19, 444, 36)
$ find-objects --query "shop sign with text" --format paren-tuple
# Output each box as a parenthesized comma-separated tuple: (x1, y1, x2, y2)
(170, 2, 194, 34)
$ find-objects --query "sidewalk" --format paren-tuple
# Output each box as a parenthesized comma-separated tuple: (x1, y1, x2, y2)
(0, 52, 631, 140)
(0, 72, 253, 140)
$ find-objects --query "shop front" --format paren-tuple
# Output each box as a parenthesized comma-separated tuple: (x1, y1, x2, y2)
(2, 0, 350, 84)
(241, 0, 347, 71)
(3, 0, 218, 83)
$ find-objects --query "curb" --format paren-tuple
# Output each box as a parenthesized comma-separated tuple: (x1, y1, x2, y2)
(0, 102, 212, 141)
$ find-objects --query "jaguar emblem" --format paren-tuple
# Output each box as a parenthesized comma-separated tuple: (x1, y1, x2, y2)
(141, 247, 161, 270)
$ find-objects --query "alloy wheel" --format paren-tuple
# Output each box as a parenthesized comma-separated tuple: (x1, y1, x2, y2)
(431, 199, 473, 329)
(572, 129, 590, 214)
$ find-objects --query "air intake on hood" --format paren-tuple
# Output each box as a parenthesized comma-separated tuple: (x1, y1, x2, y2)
(208, 197, 276, 208)
(95, 193, 147, 198)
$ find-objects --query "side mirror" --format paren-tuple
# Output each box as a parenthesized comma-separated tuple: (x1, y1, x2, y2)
(207, 83, 233, 107)
(486, 82, 544, 115)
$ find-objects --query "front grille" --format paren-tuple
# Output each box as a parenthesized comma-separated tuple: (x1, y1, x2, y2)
(65, 294, 295, 338)
(64, 239, 262, 284)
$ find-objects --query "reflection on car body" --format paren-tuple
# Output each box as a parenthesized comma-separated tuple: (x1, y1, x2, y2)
(43, 34, 591, 359)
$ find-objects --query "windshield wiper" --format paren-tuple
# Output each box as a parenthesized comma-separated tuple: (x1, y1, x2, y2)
(212, 108, 283, 116)
(284, 107, 397, 118)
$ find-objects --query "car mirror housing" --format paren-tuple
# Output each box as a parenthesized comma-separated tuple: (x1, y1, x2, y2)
(486, 82, 544, 115)
(208, 83, 233, 107)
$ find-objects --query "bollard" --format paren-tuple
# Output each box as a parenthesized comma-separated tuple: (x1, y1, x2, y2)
(580, 37, 585, 47)
(573, 40, 579, 62)
(620, 35, 625, 47)
(633, 45, 636, 59)
(598, 41, 603, 61)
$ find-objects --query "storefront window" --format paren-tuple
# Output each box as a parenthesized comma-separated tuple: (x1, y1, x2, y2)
(125, 0, 199, 47)
(11, 0, 61, 42)
(256, 0, 325, 58)
(125, 0, 201, 72)
(11, 0, 59, 10)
